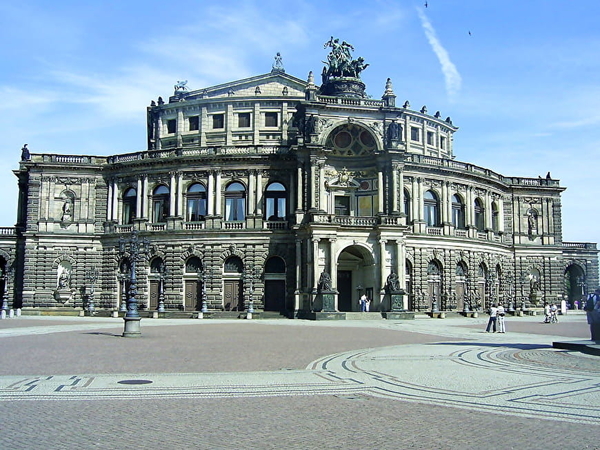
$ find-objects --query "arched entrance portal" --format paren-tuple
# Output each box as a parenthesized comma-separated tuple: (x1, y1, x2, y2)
(564, 264, 586, 309)
(337, 245, 375, 312)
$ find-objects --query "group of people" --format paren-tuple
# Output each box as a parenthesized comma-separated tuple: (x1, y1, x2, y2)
(543, 302, 559, 323)
(485, 304, 506, 333)
(359, 294, 371, 312)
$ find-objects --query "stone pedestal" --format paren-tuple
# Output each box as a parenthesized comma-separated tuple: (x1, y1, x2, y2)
(53, 289, 74, 304)
(389, 292, 405, 312)
(314, 290, 337, 313)
(123, 316, 142, 337)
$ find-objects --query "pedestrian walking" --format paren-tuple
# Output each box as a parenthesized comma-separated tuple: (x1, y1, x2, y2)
(584, 289, 600, 341)
(485, 304, 498, 332)
(359, 294, 367, 312)
(549, 303, 559, 323)
(365, 296, 371, 312)
(543, 302, 551, 323)
(497, 304, 506, 333)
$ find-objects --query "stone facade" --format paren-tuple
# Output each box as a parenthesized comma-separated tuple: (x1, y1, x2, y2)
(1, 45, 597, 316)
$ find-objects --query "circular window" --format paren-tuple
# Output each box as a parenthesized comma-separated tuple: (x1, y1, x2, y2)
(359, 131, 375, 148)
(334, 131, 352, 148)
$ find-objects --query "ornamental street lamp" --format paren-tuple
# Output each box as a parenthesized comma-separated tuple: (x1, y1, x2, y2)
(85, 267, 99, 314)
(1, 266, 13, 318)
(157, 263, 167, 313)
(118, 230, 150, 337)
(198, 267, 212, 317)
(119, 272, 128, 312)
(243, 266, 260, 319)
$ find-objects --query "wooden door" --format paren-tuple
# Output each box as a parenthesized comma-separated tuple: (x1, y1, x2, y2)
(149, 280, 159, 310)
(185, 280, 200, 311)
(224, 280, 242, 311)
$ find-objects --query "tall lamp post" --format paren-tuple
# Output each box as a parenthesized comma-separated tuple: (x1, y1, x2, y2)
(85, 267, 99, 315)
(1, 266, 13, 319)
(243, 266, 260, 319)
(157, 263, 167, 313)
(118, 230, 150, 337)
(198, 267, 212, 318)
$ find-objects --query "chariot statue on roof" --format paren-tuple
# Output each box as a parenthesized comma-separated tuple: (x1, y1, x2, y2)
(322, 36, 368, 80)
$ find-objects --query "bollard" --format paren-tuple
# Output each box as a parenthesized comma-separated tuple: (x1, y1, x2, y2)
(0, 310, 5, 320)
(439, 312, 446, 319)
(112, 311, 119, 318)
(152, 311, 159, 319)
(472, 312, 479, 318)
(197, 311, 203, 319)
(16, 308, 21, 317)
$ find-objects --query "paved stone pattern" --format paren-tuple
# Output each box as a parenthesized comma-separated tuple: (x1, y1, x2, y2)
(0, 315, 599, 450)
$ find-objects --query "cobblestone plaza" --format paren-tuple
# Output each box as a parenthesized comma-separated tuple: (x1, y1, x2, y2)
(1, 313, 598, 449)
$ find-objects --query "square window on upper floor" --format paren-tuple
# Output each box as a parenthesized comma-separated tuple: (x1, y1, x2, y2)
(411, 127, 420, 142)
(189, 116, 199, 131)
(212, 114, 225, 129)
(238, 112, 251, 128)
(167, 119, 176, 134)
(265, 112, 278, 127)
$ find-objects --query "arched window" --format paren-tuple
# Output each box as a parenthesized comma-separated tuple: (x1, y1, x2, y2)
(187, 183, 207, 222)
(185, 256, 202, 274)
(152, 185, 170, 223)
(265, 182, 287, 220)
(224, 256, 243, 273)
(150, 258, 165, 273)
(403, 189, 411, 223)
(474, 198, 485, 231)
(491, 202, 499, 232)
(122, 188, 137, 225)
(424, 190, 440, 227)
(265, 256, 286, 273)
(451, 194, 465, 229)
(225, 182, 246, 221)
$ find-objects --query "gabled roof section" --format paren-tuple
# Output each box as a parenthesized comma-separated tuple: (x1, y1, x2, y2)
(180, 72, 307, 101)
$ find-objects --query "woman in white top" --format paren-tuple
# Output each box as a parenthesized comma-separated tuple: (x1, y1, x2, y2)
(497, 304, 506, 333)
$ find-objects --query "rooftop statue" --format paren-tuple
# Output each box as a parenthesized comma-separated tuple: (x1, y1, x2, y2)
(322, 36, 368, 80)
(271, 52, 285, 73)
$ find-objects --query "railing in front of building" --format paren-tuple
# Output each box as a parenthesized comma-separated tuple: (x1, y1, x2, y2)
(223, 221, 245, 230)
(0, 227, 16, 235)
(562, 242, 598, 250)
(115, 225, 133, 233)
(264, 220, 288, 230)
(148, 223, 166, 232)
(184, 222, 206, 230)
(426, 227, 442, 236)
(316, 95, 385, 108)
(407, 154, 561, 187)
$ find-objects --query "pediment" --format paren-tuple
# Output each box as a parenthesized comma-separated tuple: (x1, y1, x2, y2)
(183, 72, 307, 100)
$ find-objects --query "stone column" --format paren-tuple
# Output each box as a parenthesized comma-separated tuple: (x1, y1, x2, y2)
(136, 178, 143, 219)
(378, 169, 384, 214)
(380, 239, 387, 295)
(310, 159, 317, 210)
(142, 175, 149, 219)
(215, 171, 222, 216)
(296, 166, 303, 211)
(312, 238, 320, 292)
(256, 171, 263, 216)
(207, 171, 214, 216)
(441, 180, 449, 224)
(392, 165, 399, 214)
(399, 167, 405, 221)
(177, 172, 183, 217)
(498, 197, 505, 233)
(169, 172, 176, 217)
(248, 170, 255, 215)
(319, 162, 326, 211)
(107, 181, 113, 221)
(112, 180, 119, 222)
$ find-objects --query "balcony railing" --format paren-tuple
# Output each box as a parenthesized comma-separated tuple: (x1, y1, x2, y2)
(264, 220, 288, 230)
(223, 221, 245, 230)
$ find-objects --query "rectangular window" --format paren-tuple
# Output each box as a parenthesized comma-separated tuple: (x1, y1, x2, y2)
(265, 112, 278, 127)
(167, 119, 176, 134)
(212, 114, 224, 129)
(358, 195, 374, 217)
(189, 116, 199, 131)
(410, 127, 420, 142)
(427, 131, 434, 146)
(334, 196, 350, 216)
(440, 136, 446, 149)
(238, 112, 251, 128)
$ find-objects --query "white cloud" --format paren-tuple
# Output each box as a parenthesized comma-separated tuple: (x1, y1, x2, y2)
(417, 8, 462, 101)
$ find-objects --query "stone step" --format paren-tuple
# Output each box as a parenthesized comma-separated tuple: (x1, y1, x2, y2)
(344, 312, 384, 320)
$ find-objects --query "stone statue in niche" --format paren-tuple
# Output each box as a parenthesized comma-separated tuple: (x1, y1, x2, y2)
(527, 209, 537, 236)
(54, 267, 73, 303)
(61, 198, 73, 223)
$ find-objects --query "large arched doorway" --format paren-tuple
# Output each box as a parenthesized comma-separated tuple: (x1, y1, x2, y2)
(564, 264, 586, 309)
(336, 245, 375, 312)
(264, 256, 286, 312)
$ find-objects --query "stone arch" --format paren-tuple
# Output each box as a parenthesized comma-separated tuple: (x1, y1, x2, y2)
(335, 244, 376, 312)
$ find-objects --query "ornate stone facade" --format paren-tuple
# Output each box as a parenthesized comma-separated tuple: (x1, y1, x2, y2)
(0, 42, 597, 316)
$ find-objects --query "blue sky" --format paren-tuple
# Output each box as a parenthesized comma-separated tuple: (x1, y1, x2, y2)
(1, 0, 599, 248)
